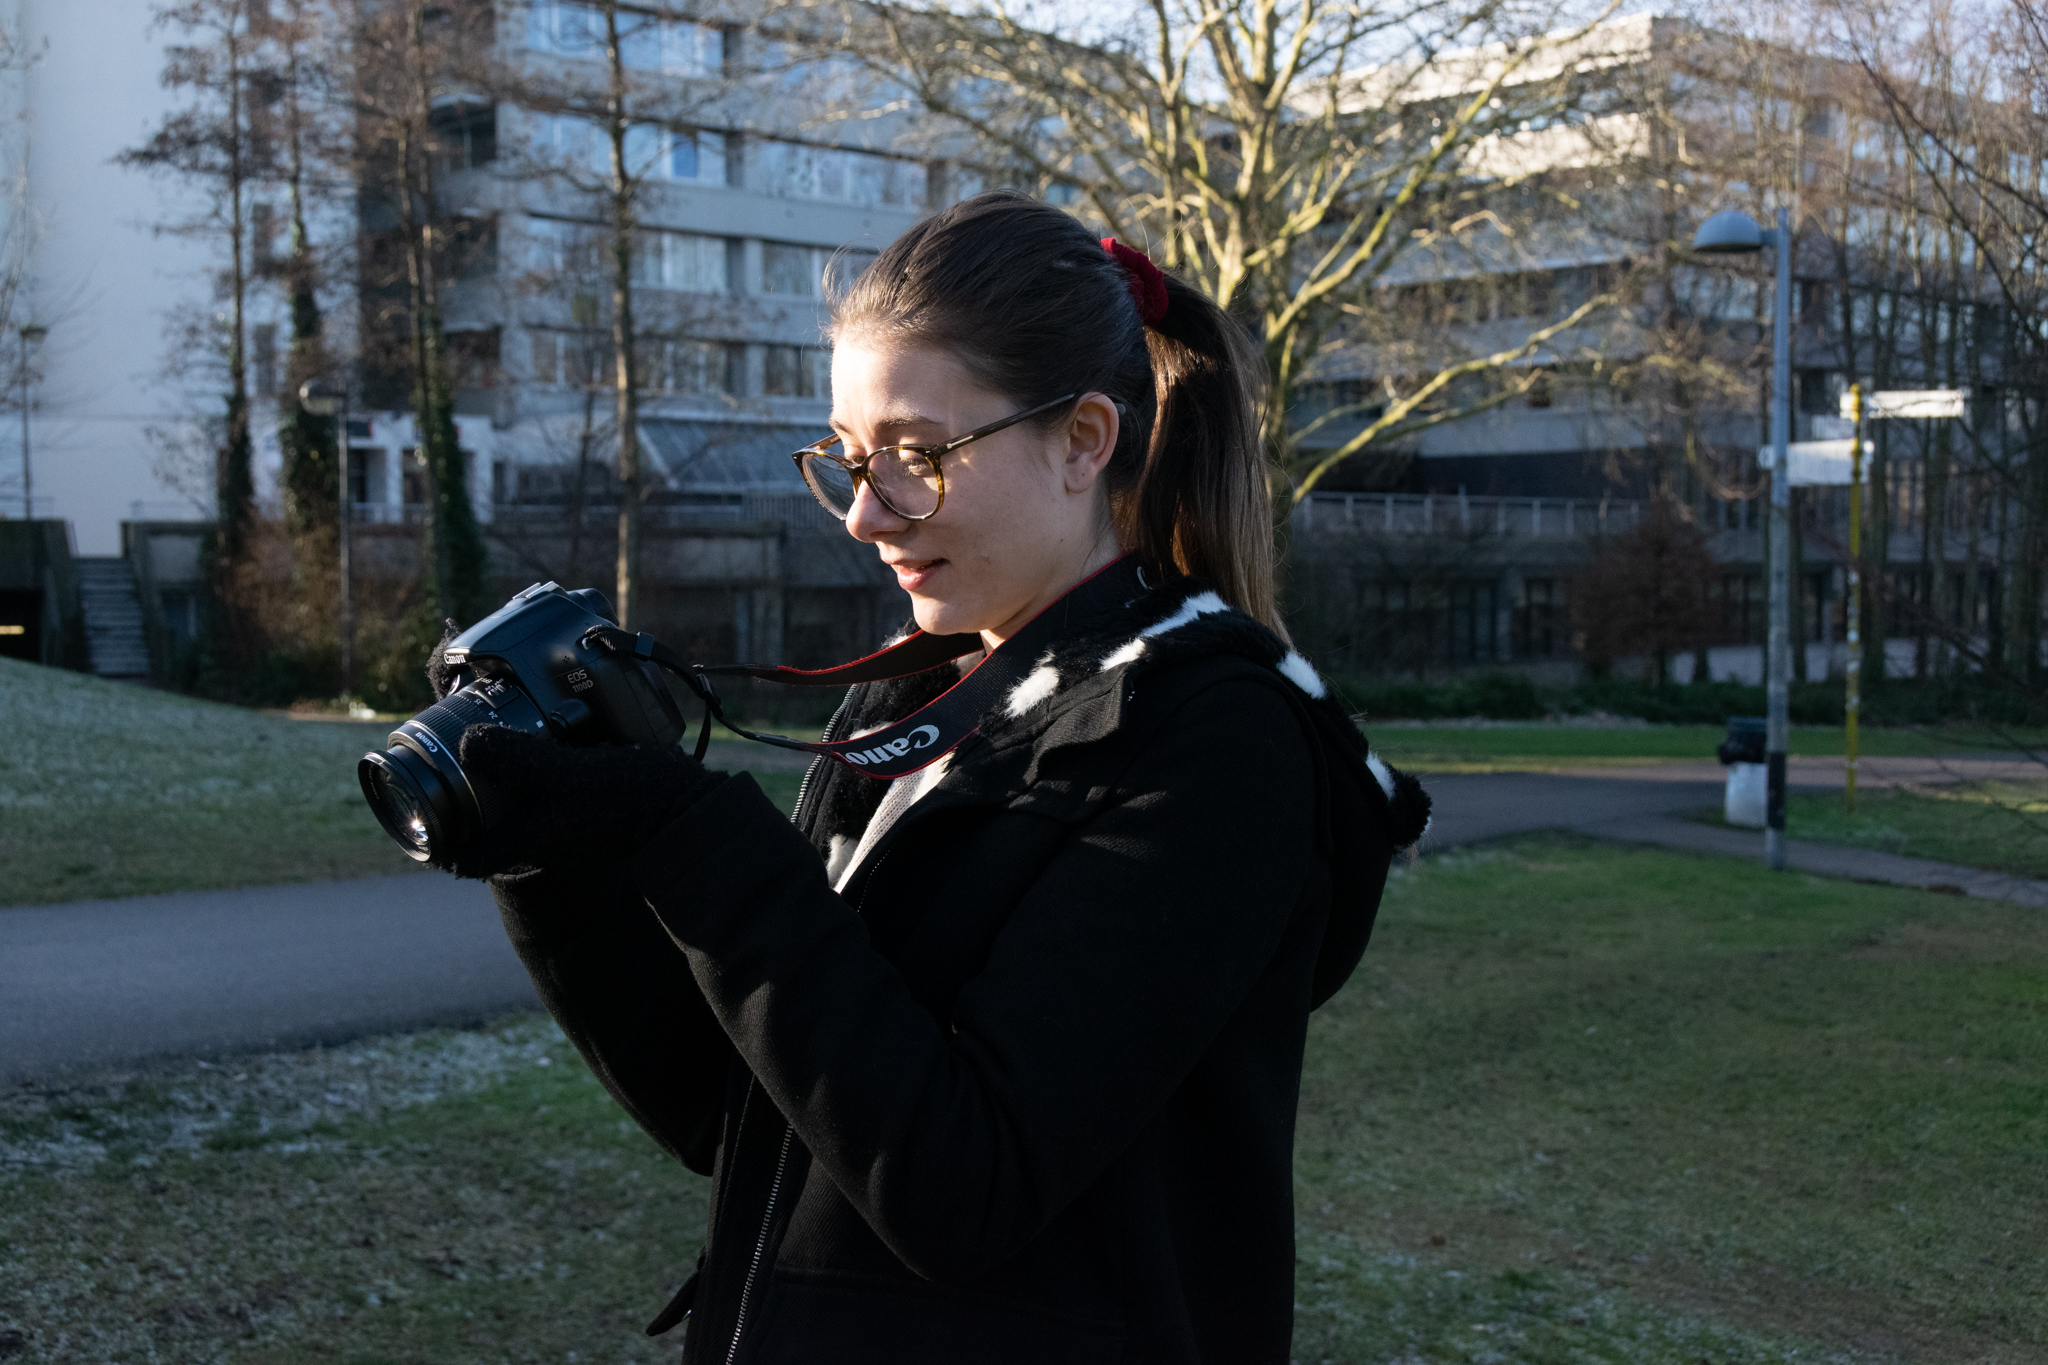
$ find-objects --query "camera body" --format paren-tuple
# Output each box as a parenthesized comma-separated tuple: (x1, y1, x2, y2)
(357, 582, 686, 862)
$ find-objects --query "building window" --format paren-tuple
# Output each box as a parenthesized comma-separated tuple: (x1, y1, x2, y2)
(534, 116, 727, 185)
(664, 128, 726, 183)
(764, 345, 826, 398)
(430, 100, 497, 171)
(631, 228, 730, 293)
(650, 339, 738, 395)
(525, 215, 603, 280)
(761, 244, 875, 298)
(762, 242, 820, 296)
(756, 139, 926, 208)
(625, 124, 727, 184)
(529, 328, 608, 387)
(1514, 578, 1557, 657)
(451, 214, 498, 280)
(526, 2, 723, 73)
(251, 202, 277, 274)
(402, 448, 428, 505)
(1447, 580, 1498, 665)
(347, 450, 372, 504)
(448, 328, 501, 390)
(252, 323, 277, 397)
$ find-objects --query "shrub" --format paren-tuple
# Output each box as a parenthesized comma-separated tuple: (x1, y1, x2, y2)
(1340, 672, 1546, 721)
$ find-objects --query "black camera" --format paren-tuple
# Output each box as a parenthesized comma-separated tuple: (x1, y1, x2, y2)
(357, 581, 687, 863)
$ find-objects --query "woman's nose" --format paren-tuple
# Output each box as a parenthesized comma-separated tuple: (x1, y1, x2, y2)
(844, 478, 909, 543)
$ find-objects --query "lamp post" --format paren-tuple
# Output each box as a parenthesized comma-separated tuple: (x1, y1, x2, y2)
(18, 322, 47, 521)
(298, 375, 353, 693)
(1693, 205, 1792, 871)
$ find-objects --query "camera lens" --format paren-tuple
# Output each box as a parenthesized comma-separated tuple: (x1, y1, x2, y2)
(357, 678, 548, 862)
(358, 744, 458, 862)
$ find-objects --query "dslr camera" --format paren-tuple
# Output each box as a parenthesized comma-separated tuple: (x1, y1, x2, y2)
(358, 582, 687, 863)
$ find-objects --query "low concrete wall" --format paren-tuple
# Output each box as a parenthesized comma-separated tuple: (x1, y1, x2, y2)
(0, 519, 87, 670)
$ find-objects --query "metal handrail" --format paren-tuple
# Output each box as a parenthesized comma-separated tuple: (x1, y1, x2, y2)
(1290, 491, 1644, 537)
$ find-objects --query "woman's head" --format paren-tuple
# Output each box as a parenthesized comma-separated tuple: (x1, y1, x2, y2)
(824, 191, 1280, 642)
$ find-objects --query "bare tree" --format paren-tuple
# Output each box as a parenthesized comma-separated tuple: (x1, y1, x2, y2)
(259, 0, 342, 548)
(488, 0, 730, 627)
(0, 18, 44, 507)
(352, 0, 491, 624)
(798, 0, 1632, 500)
(121, 0, 263, 657)
(1833, 0, 2048, 688)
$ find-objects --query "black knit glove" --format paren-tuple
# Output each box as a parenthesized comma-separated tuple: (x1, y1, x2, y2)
(434, 724, 723, 881)
(425, 619, 464, 699)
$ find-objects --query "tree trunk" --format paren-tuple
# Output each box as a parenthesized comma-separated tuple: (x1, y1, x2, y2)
(213, 7, 256, 667)
(279, 26, 336, 547)
(404, 0, 486, 625)
(604, 1, 643, 630)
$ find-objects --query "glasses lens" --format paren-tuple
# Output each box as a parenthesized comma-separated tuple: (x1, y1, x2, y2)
(870, 447, 942, 518)
(799, 452, 859, 519)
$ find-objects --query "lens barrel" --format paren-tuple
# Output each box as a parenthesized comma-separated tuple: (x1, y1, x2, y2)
(357, 677, 547, 863)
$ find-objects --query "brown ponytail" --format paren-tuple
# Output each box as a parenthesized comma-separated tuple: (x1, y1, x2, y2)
(829, 192, 1281, 633)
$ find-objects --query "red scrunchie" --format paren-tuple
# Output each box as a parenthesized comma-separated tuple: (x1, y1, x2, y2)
(1102, 238, 1169, 327)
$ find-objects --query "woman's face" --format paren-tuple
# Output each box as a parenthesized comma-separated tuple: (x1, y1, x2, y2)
(829, 338, 1123, 646)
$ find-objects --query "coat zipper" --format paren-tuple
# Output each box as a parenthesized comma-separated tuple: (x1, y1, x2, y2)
(790, 691, 855, 834)
(725, 1121, 795, 1365)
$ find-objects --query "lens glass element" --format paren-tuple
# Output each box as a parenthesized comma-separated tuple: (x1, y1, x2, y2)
(358, 747, 452, 863)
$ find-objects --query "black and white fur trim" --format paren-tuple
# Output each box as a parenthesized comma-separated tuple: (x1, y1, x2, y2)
(802, 577, 1431, 854)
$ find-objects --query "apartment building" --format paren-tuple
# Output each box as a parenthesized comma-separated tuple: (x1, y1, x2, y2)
(345, 3, 949, 540)
(1281, 13, 2022, 680)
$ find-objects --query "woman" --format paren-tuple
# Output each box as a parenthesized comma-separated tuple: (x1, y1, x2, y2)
(436, 192, 1429, 1364)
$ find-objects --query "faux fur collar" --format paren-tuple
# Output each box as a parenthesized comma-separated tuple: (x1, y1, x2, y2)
(797, 574, 1431, 866)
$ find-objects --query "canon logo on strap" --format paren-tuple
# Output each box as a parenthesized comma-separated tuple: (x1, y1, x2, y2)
(841, 724, 946, 768)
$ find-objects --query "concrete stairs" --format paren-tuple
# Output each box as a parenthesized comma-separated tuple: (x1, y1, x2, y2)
(75, 558, 152, 679)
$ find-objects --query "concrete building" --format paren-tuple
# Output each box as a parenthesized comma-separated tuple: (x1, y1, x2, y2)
(1280, 13, 2022, 684)
(1, 0, 229, 554)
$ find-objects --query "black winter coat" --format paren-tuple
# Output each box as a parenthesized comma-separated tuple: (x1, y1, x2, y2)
(488, 564, 1428, 1364)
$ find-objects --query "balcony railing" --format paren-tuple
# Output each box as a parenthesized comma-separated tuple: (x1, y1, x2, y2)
(480, 489, 836, 532)
(1291, 491, 1643, 537)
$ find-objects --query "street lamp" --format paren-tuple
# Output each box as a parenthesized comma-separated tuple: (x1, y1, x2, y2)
(1692, 205, 1792, 872)
(18, 322, 47, 521)
(298, 375, 354, 693)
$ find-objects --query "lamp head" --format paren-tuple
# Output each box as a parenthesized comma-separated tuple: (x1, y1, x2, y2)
(18, 323, 48, 345)
(1691, 209, 1766, 255)
(299, 376, 344, 416)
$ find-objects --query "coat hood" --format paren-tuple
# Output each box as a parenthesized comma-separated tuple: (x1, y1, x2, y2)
(796, 569, 1430, 1008)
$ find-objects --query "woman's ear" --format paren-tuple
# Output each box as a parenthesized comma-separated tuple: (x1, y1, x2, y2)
(1063, 393, 1121, 494)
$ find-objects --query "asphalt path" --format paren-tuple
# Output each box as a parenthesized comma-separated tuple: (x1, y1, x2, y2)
(1416, 770, 1722, 849)
(2, 873, 530, 1085)
(0, 766, 1805, 1085)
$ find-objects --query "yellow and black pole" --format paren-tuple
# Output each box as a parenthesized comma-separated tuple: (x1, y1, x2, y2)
(1846, 384, 1864, 813)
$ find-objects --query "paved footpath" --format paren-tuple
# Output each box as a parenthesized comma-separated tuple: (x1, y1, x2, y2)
(1, 874, 532, 1085)
(1420, 766, 2048, 910)
(7, 761, 2039, 1085)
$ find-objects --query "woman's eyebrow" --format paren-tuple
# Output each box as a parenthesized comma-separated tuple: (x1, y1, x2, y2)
(827, 409, 945, 439)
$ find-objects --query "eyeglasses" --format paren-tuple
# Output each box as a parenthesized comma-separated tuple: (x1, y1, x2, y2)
(791, 393, 1079, 522)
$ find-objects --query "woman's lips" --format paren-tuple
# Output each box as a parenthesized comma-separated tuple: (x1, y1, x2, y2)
(889, 558, 945, 593)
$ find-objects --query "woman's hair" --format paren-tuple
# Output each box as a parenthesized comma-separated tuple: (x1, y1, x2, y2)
(829, 191, 1281, 633)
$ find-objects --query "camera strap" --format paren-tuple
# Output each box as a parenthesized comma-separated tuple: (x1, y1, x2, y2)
(582, 555, 1145, 779)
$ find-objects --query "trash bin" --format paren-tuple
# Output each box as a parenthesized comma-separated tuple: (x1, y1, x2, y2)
(1717, 716, 1767, 828)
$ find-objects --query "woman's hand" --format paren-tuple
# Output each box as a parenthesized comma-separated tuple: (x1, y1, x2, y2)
(435, 725, 722, 882)
(425, 619, 465, 699)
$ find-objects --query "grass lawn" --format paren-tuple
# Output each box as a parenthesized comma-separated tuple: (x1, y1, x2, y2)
(0, 659, 806, 908)
(5, 838, 2041, 1362)
(1367, 722, 2037, 772)
(1774, 781, 2048, 881)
